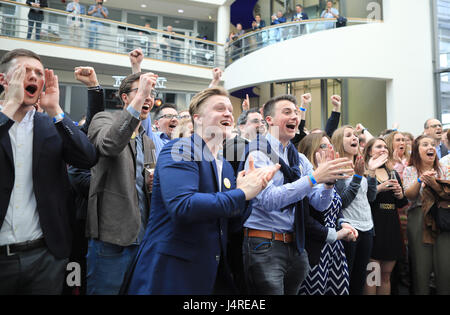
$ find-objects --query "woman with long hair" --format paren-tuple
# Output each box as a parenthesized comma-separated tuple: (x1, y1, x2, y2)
(362, 138, 409, 295)
(385, 131, 408, 180)
(331, 125, 386, 295)
(297, 132, 358, 295)
(403, 135, 450, 294)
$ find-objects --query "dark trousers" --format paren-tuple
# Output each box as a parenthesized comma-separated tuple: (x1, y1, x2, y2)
(343, 228, 374, 295)
(0, 247, 68, 295)
(27, 18, 42, 40)
(243, 236, 310, 295)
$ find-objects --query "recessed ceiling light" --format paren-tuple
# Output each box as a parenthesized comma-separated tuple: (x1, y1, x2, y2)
(141, 4, 147, 8)
(178, 9, 184, 13)
(208, 15, 212, 20)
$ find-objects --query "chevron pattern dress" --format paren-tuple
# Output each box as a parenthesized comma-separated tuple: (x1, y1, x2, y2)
(299, 192, 350, 295)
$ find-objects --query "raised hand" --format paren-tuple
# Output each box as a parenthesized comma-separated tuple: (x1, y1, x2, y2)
(300, 93, 312, 106)
(3, 64, 25, 107)
(331, 95, 341, 111)
(74, 66, 99, 87)
(129, 48, 144, 73)
(242, 94, 250, 111)
(368, 152, 388, 171)
(39, 69, 63, 117)
(312, 156, 354, 185)
(212, 67, 222, 81)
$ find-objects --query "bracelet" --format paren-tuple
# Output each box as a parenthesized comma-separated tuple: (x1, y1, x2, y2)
(309, 174, 317, 185)
(299, 107, 306, 112)
(353, 174, 363, 179)
(88, 85, 102, 91)
(52, 112, 65, 123)
(417, 177, 422, 184)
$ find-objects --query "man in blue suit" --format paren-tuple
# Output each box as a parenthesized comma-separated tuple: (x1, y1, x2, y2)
(0, 49, 97, 294)
(125, 87, 279, 294)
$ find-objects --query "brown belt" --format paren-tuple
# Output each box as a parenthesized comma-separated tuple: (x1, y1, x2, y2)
(244, 228, 294, 243)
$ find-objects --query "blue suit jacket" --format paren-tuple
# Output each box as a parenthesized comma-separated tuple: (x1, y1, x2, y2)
(0, 111, 97, 258)
(126, 134, 248, 294)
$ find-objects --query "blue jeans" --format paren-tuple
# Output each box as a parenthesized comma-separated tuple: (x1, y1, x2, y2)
(86, 239, 138, 295)
(243, 236, 310, 295)
(27, 19, 42, 40)
(343, 228, 374, 295)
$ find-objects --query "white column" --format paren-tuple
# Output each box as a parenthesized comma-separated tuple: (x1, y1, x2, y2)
(217, 4, 230, 45)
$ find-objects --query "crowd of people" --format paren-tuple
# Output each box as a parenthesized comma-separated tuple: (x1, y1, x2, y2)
(0, 46, 450, 296)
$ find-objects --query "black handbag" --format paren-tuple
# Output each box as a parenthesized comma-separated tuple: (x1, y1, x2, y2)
(431, 200, 450, 232)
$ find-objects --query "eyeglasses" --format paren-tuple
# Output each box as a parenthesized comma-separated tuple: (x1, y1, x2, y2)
(249, 119, 266, 124)
(128, 88, 158, 98)
(179, 114, 190, 119)
(158, 114, 181, 120)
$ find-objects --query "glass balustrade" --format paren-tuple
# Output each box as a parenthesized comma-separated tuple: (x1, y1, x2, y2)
(224, 18, 382, 66)
(0, 0, 224, 68)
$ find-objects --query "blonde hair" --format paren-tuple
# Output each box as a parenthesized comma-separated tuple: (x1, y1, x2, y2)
(189, 87, 229, 125)
(331, 125, 359, 162)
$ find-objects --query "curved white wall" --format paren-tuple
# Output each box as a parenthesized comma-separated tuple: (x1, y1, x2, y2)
(224, 0, 435, 136)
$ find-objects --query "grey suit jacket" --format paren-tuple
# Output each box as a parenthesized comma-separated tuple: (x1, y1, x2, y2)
(86, 110, 156, 246)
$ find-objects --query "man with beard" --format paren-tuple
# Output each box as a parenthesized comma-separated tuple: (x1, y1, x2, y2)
(86, 71, 157, 294)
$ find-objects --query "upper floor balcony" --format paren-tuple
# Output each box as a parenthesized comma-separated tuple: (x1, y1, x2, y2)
(224, 17, 382, 67)
(0, 0, 225, 68)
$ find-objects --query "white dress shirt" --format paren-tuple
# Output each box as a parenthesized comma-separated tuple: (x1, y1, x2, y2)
(0, 109, 43, 245)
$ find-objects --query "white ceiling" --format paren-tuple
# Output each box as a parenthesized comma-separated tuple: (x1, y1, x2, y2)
(102, 0, 222, 21)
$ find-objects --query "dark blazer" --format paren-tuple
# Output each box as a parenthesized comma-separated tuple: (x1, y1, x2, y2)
(126, 134, 248, 294)
(26, 0, 48, 21)
(0, 111, 97, 259)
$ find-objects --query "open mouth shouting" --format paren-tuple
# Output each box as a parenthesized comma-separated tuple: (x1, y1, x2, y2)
(220, 120, 232, 127)
(25, 84, 38, 98)
(426, 150, 436, 158)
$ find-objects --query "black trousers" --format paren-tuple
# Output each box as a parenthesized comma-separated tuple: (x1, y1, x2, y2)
(0, 247, 68, 295)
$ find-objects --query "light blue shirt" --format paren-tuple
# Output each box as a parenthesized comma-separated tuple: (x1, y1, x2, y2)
(88, 4, 108, 23)
(66, 2, 85, 14)
(243, 133, 333, 234)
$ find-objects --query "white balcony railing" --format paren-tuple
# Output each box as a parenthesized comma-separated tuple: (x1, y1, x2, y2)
(0, 0, 224, 68)
(225, 18, 382, 66)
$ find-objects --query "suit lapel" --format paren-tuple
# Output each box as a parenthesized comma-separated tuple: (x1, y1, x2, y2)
(32, 112, 52, 177)
(0, 129, 13, 168)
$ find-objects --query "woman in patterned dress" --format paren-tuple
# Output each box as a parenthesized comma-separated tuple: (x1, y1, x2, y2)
(297, 132, 358, 295)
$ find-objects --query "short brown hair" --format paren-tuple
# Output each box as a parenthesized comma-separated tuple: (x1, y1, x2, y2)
(0, 49, 42, 73)
(118, 72, 143, 104)
(188, 87, 229, 123)
(263, 94, 297, 118)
